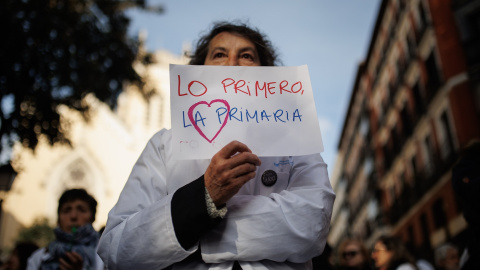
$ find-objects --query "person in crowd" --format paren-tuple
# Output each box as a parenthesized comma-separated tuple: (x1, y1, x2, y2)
(371, 235, 419, 270)
(27, 188, 104, 270)
(337, 238, 372, 270)
(404, 244, 434, 270)
(0, 242, 38, 270)
(451, 140, 480, 270)
(97, 21, 335, 269)
(434, 243, 459, 270)
(416, 258, 435, 270)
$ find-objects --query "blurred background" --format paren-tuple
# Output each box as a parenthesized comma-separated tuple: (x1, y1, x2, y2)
(1, 0, 479, 268)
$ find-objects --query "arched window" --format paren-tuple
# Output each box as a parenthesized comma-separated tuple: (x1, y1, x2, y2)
(55, 158, 94, 198)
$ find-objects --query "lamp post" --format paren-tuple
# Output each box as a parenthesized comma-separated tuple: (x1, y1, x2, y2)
(0, 163, 16, 235)
(0, 163, 16, 192)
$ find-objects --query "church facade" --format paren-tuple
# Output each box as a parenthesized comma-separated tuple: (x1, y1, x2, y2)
(0, 50, 188, 251)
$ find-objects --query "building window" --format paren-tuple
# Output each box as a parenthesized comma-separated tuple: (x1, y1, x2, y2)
(360, 114, 370, 136)
(366, 200, 378, 237)
(377, 103, 384, 126)
(389, 185, 396, 207)
(425, 50, 442, 97)
(399, 0, 406, 13)
(433, 198, 447, 229)
(395, 57, 404, 86)
(383, 139, 394, 171)
(420, 213, 431, 250)
(411, 155, 418, 180)
(440, 111, 455, 160)
(407, 32, 416, 60)
(418, 1, 428, 27)
(399, 171, 406, 186)
(414, 1, 428, 42)
(412, 81, 425, 115)
(392, 125, 402, 153)
(400, 102, 413, 136)
(338, 176, 347, 192)
(364, 156, 374, 180)
(424, 135, 435, 175)
(407, 225, 415, 248)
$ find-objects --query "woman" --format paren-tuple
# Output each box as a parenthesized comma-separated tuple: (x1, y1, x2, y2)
(0, 242, 38, 270)
(337, 238, 371, 270)
(371, 236, 418, 270)
(27, 189, 103, 270)
(98, 21, 335, 270)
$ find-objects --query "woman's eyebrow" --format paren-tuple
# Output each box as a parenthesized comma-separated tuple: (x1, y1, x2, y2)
(209, 47, 227, 52)
(238, 47, 257, 53)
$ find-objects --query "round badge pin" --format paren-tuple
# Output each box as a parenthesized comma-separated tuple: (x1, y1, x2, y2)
(261, 170, 277, 186)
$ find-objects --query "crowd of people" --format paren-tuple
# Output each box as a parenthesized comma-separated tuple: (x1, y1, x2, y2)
(0, 21, 478, 270)
(0, 213, 464, 270)
(0, 188, 103, 270)
(312, 237, 462, 270)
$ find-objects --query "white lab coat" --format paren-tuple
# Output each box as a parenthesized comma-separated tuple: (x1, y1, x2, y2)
(97, 129, 335, 269)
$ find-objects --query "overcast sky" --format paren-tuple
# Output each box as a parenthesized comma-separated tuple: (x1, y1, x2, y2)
(126, 1, 381, 175)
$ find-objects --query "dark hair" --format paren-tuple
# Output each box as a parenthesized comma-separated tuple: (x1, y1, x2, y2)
(188, 21, 279, 66)
(337, 238, 370, 267)
(13, 241, 39, 270)
(376, 236, 418, 270)
(57, 188, 97, 223)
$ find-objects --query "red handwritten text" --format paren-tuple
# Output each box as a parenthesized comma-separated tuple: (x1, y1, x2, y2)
(222, 78, 304, 98)
(177, 75, 208, 97)
(177, 75, 305, 98)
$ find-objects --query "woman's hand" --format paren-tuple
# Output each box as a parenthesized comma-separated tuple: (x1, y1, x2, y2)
(59, 251, 83, 270)
(204, 140, 261, 206)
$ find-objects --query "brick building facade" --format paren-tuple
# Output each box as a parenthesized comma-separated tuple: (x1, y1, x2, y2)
(329, 0, 480, 261)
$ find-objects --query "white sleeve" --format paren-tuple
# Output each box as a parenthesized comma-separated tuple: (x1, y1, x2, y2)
(26, 248, 46, 270)
(201, 154, 335, 263)
(97, 131, 195, 270)
(94, 252, 105, 270)
(397, 263, 418, 270)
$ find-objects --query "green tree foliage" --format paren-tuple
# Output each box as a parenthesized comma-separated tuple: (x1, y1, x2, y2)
(0, 0, 162, 160)
(16, 217, 55, 248)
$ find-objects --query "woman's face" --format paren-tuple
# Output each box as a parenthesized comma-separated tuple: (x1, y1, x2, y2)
(371, 241, 393, 269)
(58, 199, 93, 233)
(204, 32, 261, 66)
(342, 243, 365, 267)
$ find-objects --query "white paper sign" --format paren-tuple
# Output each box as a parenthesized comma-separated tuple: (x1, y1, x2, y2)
(170, 64, 324, 159)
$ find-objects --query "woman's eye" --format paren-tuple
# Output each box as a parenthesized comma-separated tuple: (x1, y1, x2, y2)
(213, 52, 225, 58)
(241, 54, 254, 60)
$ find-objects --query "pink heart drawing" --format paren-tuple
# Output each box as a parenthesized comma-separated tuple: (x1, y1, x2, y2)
(188, 99, 230, 143)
